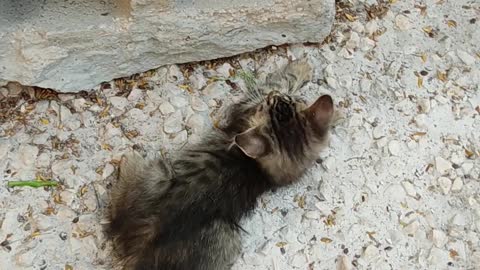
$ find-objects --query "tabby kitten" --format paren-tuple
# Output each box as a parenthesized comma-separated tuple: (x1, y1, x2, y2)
(107, 60, 334, 270)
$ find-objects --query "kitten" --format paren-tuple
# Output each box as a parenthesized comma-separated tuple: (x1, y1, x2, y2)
(107, 60, 334, 270)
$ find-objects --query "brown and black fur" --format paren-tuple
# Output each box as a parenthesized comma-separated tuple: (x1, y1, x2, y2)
(107, 60, 335, 270)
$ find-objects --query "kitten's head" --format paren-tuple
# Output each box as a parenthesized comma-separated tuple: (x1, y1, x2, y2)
(226, 61, 334, 185)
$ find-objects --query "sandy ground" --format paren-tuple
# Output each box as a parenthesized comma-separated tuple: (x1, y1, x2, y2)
(1, 0, 480, 269)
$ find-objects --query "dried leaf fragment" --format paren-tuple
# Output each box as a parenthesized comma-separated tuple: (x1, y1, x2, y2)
(276, 242, 287, 248)
(437, 71, 448, 82)
(465, 149, 475, 159)
(344, 13, 356, 22)
(420, 53, 428, 63)
(449, 249, 459, 258)
(417, 77, 424, 88)
(446, 20, 457, 28)
(65, 264, 74, 270)
(40, 118, 50, 125)
(102, 144, 113, 151)
(320, 237, 333, 243)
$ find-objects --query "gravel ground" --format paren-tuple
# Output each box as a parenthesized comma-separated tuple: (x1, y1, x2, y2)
(1, 0, 480, 269)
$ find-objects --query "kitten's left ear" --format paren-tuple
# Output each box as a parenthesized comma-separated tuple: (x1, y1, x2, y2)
(304, 95, 334, 129)
(234, 128, 269, 159)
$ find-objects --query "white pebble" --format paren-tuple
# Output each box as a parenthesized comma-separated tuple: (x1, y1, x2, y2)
(190, 96, 208, 112)
(431, 230, 447, 248)
(189, 73, 207, 90)
(404, 220, 420, 235)
(159, 102, 175, 115)
(388, 140, 401, 156)
(72, 98, 87, 112)
(172, 130, 188, 145)
(395, 15, 412, 31)
(456, 50, 476, 65)
(372, 125, 385, 139)
(402, 181, 417, 197)
(435, 157, 452, 175)
(186, 114, 205, 133)
(322, 156, 336, 172)
(417, 98, 431, 113)
(345, 32, 360, 50)
(163, 111, 183, 134)
(350, 21, 365, 33)
(216, 63, 233, 78)
(127, 88, 143, 101)
(451, 213, 466, 227)
(451, 177, 463, 192)
(110, 96, 128, 111)
(336, 255, 352, 270)
(170, 96, 188, 108)
(438, 177, 452, 194)
(365, 20, 379, 36)
(348, 113, 363, 127)
(362, 245, 379, 262)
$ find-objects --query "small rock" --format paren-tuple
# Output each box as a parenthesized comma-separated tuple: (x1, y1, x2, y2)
(401, 181, 417, 197)
(417, 98, 431, 113)
(388, 140, 401, 156)
(163, 111, 183, 134)
(33, 133, 50, 145)
(404, 220, 420, 235)
(58, 93, 75, 102)
(159, 101, 175, 115)
(18, 144, 39, 168)
(365, 20, 379, 36)
(289, 251, 307, 268)
(203, 82, 226, 98)
(186, 114, 205, 133)
(462, 162, 474, 174)
(431, 230, 447, 248)
(36, 153, 51, 168)
(395, 15, 411, 30)
(102, 163, 115, 179)
(435, 157, 452, 175)
(348, 113, 363, 127)
(190, 96, 208, 112)
(336, 255, 351, 270)
(414, 114, 428, 129)
(350, 21, 365, 33)
(451, 213, 466, 227)
(451, 177, 463, 192)
(345, 32, 360, 50)
(170, 96, 188, 108)
(172, 130, 188, 145)
(216, 63, 233, 78)
(72, 98, 87, 112)
(127, 88, 143, 101)
(322, 156, 336, 172)
(189, 73, 207, 90)
(167, 65, 183, 81)
(110, 96, 128, 111)
(362, 244, 379, 262)
(372, 125, 385, 139)
(438, 177, 452, 194)
(456, 50, 476, 65)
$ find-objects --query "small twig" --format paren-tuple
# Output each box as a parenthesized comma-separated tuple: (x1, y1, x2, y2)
(7, 180, 58, 188)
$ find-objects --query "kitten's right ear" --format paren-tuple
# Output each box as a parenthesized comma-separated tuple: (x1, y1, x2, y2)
(234, 128, 269, 159)
(304, 95, 334, 128)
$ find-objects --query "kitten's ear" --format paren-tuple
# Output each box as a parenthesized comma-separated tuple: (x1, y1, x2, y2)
(234, 128, 269, 159)
(304, 95, 334, 128)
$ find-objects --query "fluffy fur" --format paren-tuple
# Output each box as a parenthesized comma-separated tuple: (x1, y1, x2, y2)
(107, 60, 334, 270)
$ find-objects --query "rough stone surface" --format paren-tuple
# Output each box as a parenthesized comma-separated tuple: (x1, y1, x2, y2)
(0, 0, 335, 91)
